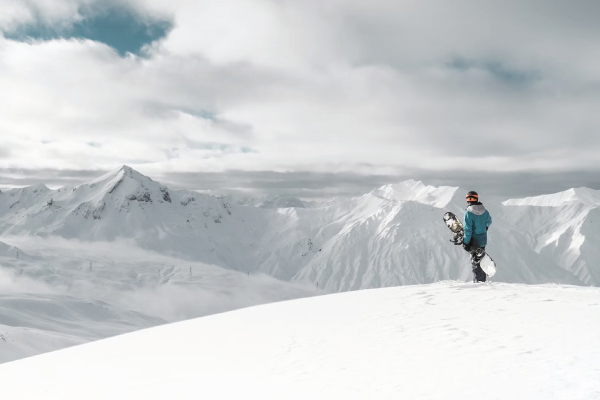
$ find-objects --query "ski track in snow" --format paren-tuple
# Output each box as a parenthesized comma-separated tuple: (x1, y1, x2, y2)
(1, 282, 599, 399)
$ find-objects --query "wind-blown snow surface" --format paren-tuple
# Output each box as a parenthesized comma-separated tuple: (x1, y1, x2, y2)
(1, 282, 599, 399)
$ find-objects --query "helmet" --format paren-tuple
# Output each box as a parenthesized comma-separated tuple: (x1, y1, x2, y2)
(466, 191, 479, 202)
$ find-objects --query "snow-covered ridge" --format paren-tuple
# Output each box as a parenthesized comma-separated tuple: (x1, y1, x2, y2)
(258, 195, 311, 209)
(371, 179, 460, 208)
(501, 187, 600, 284)
(0, 241, 20, 257)
(503, 187, 600, 207)
(1, 282, 599, 399)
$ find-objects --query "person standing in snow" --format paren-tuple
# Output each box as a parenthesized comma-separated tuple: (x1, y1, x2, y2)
(462, 191, 492, 282)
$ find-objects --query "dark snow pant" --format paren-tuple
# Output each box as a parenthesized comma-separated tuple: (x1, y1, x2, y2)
(465, 240, 486, 283)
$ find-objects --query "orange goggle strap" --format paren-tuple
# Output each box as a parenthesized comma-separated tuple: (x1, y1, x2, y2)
(466, 195, 478, 201)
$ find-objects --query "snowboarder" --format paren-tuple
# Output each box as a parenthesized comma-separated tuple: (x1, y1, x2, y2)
(462, 191, 492, 282)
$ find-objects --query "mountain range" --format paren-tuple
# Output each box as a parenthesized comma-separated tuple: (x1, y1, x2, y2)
(1, 166, 598, 290)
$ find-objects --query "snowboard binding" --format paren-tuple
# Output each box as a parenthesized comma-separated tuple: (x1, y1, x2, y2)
(450, 233, 463, 245)
(470, 247, 486, 267)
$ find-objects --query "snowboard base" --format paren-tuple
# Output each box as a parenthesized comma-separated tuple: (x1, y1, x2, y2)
(479, 253, 497, 277)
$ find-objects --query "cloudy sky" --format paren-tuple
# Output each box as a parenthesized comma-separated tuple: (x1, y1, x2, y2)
(1, 0, 599, 199)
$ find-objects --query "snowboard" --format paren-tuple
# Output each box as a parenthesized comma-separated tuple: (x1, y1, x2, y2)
(443, 211, 497, 277)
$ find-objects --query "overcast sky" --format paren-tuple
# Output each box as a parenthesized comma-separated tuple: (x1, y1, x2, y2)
(1, 0, 599, 200)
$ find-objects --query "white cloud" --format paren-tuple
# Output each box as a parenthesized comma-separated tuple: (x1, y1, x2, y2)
(1, 0, 600, 187)
(0, 0, 98, 31)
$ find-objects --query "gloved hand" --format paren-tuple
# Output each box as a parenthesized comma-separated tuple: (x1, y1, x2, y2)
(462, 242, 472, 252)
(451, 235, 463, 245)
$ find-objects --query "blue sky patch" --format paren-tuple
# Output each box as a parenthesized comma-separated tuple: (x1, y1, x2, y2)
(4, 7, 173, 56)
(178, 108, 218, 121)
(446, 57, 539, 85)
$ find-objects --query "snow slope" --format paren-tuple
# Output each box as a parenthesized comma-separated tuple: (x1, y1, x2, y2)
(1, 282, 599, 399)
(0, 294, 164, 364)
(0, 236, 317, 363)
(503, 187, 600, 207)
(503, 188, 600, 284)
(371, 179, 458, 207)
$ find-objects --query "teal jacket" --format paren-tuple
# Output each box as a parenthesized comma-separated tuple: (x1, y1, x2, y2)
(464, 203, 492, 247)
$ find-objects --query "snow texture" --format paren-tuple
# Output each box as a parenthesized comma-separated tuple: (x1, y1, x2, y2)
(0, 282, 599, 399)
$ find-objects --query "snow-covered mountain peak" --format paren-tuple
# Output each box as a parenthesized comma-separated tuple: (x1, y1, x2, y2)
(28, 183, 50, 193)
(0, 166, 182, 237)
(78, 165, 172, 205)
(86, 165, 151, 189)
(5, 183, 50, 197)
(503, 187, 600, 207)
(371, 180, 460, 208)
